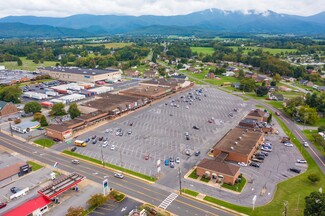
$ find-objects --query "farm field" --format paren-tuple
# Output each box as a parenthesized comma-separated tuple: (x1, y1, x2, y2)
(190, 47, 215, 55)
(86, 42, 134, 49)
(1, 57, 57, 71)
(229, 46, 297, 55)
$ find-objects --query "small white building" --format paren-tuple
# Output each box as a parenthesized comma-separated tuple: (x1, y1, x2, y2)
(88, 86, 114, 94)
(58, 93, 86, 103)
(11, 121, 40, 133)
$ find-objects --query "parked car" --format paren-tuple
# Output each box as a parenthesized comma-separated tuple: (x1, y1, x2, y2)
(0, 202, 7, 209)
(164, 159, 169, 166)
(297, 159, 307, 164)
(85, 138, 90, 143)
(255, 156, 265, 160)
(99, 137, 103, 141)
(114, 172, 124, 179)
(91, 135, 96, 140)
(194, 150, 200, 156)
(238, 162, 247, 167)
(193, 126, 200, 130)
(169, 156, 175, 162)
(127, 130, 132, 135)
(170, 162, 175, 168)
(259, 152, 269, 156)
(53, 138, 60, 142)
(284, 143, 294, 147)
(251, 158, 263, 163)
(175, 157, 180, 164)
(250, 162, 260, 168)
(92, 140, 97, 144)
(111, 145, 116, 150)
(289, 168, 301, 173)
(71, 159, 80, 165)
(10, 187, 20, 194)
(102, 143, 108, 148)
(261, 147, 272, 152)
(185, 150, 191, 156)
(71, 146, 77, 152)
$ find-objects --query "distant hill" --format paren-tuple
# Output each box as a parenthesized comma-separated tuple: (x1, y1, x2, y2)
(0, 23, 93, 38)
(0, 9, 325, 37)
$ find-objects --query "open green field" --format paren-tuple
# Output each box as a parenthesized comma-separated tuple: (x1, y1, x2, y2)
(86, 42, 134, 49)
(181, 189, 199, 197)
(34, 138, 56, 148)
(190, 47, 215, 55)
(229, 46, 297, 55)
(1, 57, 57, 71)
(185, 70, 239, 86)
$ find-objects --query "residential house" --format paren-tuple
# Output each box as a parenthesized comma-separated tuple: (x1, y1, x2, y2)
(278, 86, 291, 92)
(222, 71, 236, 77)
(143, 71, 158, 78)
(317, 86, 325, 92)
(0, 101, 18, 116)
(124, 70, 140, 77)
(244, 72, 257, 79)
(188, 67, 201, 73)
(281, 76, 296, 82)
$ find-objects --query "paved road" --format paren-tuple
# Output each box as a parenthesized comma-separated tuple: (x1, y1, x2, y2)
(185, 73, 325, 174)
(0, 133, 235, 216)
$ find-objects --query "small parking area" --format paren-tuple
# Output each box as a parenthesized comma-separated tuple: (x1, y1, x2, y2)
(89, 197, 142, 216)
(182, 116, 307, 206)
(67, 87, 250, 179)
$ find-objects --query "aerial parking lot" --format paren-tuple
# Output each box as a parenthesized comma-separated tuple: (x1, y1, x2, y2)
(69, 87, 251, 179)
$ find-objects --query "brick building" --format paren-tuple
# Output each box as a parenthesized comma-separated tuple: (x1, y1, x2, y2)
(196, 159, 240, 185)
(0, 101, 18, 116)
(212, 127, 264, 164)
(45, 124, 72, 141)
(246, 109, 269, 122)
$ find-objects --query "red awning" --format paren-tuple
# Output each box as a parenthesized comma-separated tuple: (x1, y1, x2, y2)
(3, 196, 51, 216)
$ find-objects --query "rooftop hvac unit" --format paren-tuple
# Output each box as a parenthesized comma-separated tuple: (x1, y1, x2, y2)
(234, 142, 238, 145)
(238, 136, 242, 140)
(230, 146, 234, 150)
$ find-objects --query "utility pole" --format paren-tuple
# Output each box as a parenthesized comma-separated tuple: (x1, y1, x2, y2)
(100, 143, 104, 168)
(9, 122, 13, 136)
(178, 167, 182, 195)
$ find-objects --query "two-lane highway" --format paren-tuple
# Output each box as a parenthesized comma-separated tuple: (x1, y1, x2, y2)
(0, 133, 236, 216)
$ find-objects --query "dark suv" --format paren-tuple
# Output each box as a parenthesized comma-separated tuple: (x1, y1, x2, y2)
(250, 162, 260, 168)
(289, 168, 301, 173)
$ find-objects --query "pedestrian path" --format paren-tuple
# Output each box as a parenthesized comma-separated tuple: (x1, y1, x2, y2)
(158, 193, 178, 209)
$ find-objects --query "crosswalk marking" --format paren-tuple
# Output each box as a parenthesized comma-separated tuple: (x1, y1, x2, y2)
(158, 193, 179, 210)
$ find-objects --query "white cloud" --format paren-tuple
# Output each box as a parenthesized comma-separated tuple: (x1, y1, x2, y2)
(0, 0, 323, 18)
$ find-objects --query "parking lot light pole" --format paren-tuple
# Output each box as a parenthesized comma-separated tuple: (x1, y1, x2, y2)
(100, 143, 104, 168)
(178, 167, 182, 195)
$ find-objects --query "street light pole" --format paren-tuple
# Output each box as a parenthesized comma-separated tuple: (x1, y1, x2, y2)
(100, 143, 104, 168)
(9, 121, 13, 136)
(178, 167, 182, 195)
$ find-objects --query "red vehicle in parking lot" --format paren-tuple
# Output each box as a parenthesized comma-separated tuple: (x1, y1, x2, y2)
(0, 202, 7, 209)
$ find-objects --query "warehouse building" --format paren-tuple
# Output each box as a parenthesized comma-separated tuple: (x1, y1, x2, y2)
(140, 78, 192, 90)
(119, 85, 172, 100)
(212, 127, 264, 164)
(38, 67, 122, 83)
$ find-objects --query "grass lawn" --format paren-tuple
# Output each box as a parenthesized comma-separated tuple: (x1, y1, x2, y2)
(18, 79, 54, 86)
(34, 138, 56, 148)
(221, 176, 246, 192)
(200, 177, 210, 183)
(229, 46, 297, 55)
(302, 130, 325, 157)
(181, 189, 199, 197)
(266, 100, 284, 110)
(188, 169, 199, 179)
(190, 47, 215, 55)
(315, 118, 325, 127)
(63, 150, 157, 182)
(2, 57, 58, 71)
(27, 161, 44, 171)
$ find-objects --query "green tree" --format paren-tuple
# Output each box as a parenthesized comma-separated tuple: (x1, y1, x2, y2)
(239, 78, 256, 92)
(304, 191, 325, 216)
(17, 58, 22, 66)
(68, 103, 81, 119)
(66, 206, 84, 216)
(298, 105, 319, 125)
(307, 173, 320, 184)
(273, 73, 281, 82)
(256, 86, 269, 97)
(50, 103, 66, 116)
(237, 69, 245, 80)
(318, 126, 325, 132)
(40, 115, 48, 126)
(87, 193, 107, 208)
(0, 86, 22, 103)
(33, 112, 43, 121)
(24, 101, 42, 114)
(267, 113, 272, 123)
(270, 80, 277, 86)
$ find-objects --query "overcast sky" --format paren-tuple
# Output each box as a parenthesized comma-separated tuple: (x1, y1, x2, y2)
(0, 0, 324, 18)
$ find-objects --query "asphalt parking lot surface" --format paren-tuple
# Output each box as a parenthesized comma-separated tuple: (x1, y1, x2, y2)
(182, 116, 307, 207)
(89, 197, 142, 216)
(66, 87, 250, 187)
